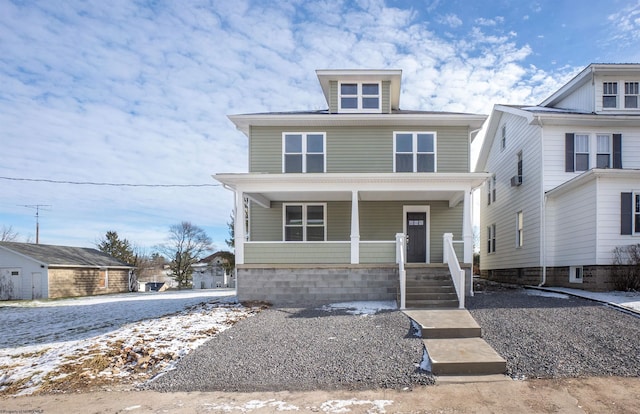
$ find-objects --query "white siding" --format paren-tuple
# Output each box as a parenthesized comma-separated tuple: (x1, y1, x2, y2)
(543, 126, 640, 191)
(546, 181, 597, 266)
(595, 176, 640, 264)
(0, 248, 48, 300)
(556, 81, 594, 112)
(480, 112, 543, 270)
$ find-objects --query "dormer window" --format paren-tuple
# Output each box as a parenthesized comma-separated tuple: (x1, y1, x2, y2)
(603, 82, 618, 108)
(339, 82, 380, 112)
(625, 82, 639, 108)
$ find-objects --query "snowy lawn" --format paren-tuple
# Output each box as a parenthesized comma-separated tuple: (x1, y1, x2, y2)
(0, 290, 264, 396)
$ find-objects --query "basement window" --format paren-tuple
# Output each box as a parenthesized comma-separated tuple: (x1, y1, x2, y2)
(569, 266, 583, 284)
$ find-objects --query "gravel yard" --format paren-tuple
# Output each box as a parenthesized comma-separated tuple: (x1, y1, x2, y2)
(150, 286, 640, 393)
(149, 305, 434, 392)
(467, 286, 640, 380)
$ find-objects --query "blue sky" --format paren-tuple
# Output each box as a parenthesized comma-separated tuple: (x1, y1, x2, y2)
(1, 0, 639, 253)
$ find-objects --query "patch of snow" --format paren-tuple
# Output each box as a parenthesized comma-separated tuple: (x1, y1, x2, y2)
(411, 319, 422, 337)
(204, 399, 299, 412)
(524, 289, 570, 299)
(0, 290, 259, 396)
(319, 399, 393, 413)
(419, 348, 431, 372)
(319, 301, 397, 315)
(530, 287, 640, 313)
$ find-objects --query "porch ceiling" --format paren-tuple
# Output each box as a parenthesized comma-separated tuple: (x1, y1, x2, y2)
(246, 189, 461, 203)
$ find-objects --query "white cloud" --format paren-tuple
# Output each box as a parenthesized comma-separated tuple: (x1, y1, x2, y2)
(0, 0, 577, 250)
(439, 13, 463, 28)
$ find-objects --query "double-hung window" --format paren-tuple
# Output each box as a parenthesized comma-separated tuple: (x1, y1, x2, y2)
(487, 224, 496, 254)
(284, 204, 326, 241)
(574, 134, 590, 171)
(636, 193, 640, 234)
(487, 175, 496, 205)
(596, 134, 611, 168)
(516, 211, 524, 248)
(603, 82, 618, 108)
(625, 82, 639, 108)
(283, 133, 325, 173)
(339, 82, 380, 112)
(394, 132, 436, 172)
(501, 125, 506, 150)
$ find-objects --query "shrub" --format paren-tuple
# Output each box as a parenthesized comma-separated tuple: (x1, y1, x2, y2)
(611, 244, 640, 291)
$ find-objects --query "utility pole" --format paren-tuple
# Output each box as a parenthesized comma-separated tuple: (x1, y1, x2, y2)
(20, 204, 51, 244)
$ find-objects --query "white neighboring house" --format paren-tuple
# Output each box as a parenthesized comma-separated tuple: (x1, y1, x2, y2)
(192, 252, 234, 289)
(476, 63, 640, 291)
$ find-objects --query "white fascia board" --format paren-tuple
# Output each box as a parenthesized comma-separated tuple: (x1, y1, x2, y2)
(214, 172, 491, 193)
(546, 169, 640, 198)
(228, 113, 487, 136)
(531, 113, 640, 127)
(0, 244, 48, 266)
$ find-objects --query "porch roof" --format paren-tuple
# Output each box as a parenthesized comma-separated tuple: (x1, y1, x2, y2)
(214, 172, 490, 208)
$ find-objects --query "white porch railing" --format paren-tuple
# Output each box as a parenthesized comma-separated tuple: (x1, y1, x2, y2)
(395, 233, 406, 310)
(443, 233, 465, 309)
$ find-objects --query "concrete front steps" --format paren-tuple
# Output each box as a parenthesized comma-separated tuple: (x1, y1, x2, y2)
(404, 309, 507, 377)
(401, 266, 459, 309)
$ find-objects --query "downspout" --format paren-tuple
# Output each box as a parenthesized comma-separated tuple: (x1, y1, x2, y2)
(537, 115, 547, 287)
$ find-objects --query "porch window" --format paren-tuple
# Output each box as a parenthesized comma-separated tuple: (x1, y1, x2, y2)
(339, 82, 380, 112)
(283, 133, 325, 173)
(284, 203, 326, 241)
(394, 132, 436, 172)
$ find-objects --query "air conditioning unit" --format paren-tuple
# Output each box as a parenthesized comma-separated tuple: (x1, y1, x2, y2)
(510, 175, 523, 186)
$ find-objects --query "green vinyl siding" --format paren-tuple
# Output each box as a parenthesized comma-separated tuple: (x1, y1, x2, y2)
(244, 242, 350, 264)
(360, 201, 404, 240)
(249, 126, 470, 174)
(381, 80, 391, 113)
(249, 201, 350, 242)
(329, 80, 338, 113)
(429, 201, 463, 262)
(359, 242, 396, 263)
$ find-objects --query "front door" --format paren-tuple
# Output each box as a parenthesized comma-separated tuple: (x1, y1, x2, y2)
(406, 212, 427, 263)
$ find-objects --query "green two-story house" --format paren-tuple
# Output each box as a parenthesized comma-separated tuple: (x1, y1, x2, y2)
(215, 69, 489, 305)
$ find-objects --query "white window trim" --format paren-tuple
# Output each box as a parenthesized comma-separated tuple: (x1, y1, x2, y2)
(282, 132, 327, 173)
(634, 191, 640, 236)
(393, 131, 437, 173)
(338, 81, 381, 113)
(282, 203, 327, 242)
(516, 211, 524, 248)
(487, 224, 496, 254)
(602, 79, 640, 111)
(569, 266, 583, 284)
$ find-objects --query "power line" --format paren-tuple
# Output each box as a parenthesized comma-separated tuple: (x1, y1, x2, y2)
(0, 176, 220, 187)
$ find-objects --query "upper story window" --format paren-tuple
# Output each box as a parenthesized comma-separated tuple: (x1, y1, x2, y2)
(339, 82, 380, 112)
(283, 133, 325, 173)
(516, 211, 524, 248)
(487, 224, 496, 254)
(575, 134, 590, 171)
(501, 125, 506, 150)
(487, 175, 496, 205)
(394, 132, 436, 172)
(517, 151, 523, 180)
(283, 203, 326, 241)
(596, 134, 612, 168)
(636, 193, 640, 234)
(625, 82, 639, 108)
(603, 82, 618, 108)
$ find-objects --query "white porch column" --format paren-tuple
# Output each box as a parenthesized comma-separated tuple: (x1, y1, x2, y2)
(350, 190, 360, 264)
(234, 190, 245, 265)
(462, 189, 472, 264)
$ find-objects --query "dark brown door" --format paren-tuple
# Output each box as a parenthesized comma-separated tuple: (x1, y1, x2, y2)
(406, 212, 426, 263)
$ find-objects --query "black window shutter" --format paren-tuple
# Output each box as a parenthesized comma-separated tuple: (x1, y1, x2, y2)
(621, 192, 632, 235)
(565, 133, 575, 172)
(613, 134, 622, 169)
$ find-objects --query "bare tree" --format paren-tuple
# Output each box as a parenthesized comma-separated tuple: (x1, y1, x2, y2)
(1, 225, 19, 242)
(158, 222, 213, 289)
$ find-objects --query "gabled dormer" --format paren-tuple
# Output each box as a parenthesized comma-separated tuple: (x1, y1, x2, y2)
(540, 63, 640, 114)
(316, 69, 401, 114)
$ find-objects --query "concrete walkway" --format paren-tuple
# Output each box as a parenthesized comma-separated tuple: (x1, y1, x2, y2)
(404, 309, 506, 376)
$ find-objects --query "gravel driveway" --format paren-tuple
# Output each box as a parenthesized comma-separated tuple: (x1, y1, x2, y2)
(149, 286, 640, 392)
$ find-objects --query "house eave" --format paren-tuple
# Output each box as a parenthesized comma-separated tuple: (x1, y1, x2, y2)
(546, 169, 640, 198)
(228, 113, 487, 137)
